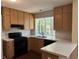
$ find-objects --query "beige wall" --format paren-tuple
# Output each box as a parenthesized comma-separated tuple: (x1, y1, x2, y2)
(71, 0, 78, 59)
(35, 10, 53, 18)
(72, 0, 78, 43)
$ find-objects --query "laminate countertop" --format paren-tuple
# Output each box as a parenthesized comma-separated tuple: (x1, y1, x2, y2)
(41, 39, 77, 58)
(26, 35, 77, 58)
(2, 34, 77, 58)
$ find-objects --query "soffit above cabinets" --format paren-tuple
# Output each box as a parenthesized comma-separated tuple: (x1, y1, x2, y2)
(1, 0, 72, 13)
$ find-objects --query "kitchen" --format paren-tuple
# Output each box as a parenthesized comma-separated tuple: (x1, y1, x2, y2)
(1, 0, 78, 59)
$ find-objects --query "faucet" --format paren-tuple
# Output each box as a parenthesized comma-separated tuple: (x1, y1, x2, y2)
(41, 32, 45, 37)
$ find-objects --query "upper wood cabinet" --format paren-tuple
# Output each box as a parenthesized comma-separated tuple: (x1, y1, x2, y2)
(29, 13, 35, 30)
(63, 4, 72, 31)
(17, 11, 24, 25)
(10, 9, 18, 24)
(54, 7, 63, 31)
(24, 13, 35, 30)
(54, 4, 72, 32)
(2, 7, 35, 30)
(2, 7, 10, 31)
(24, 12, 30, 30)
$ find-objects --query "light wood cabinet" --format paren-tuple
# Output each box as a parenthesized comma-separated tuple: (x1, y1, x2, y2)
(3, 40, 14, 59)
(2, 7, 10, 31)
(2, 7, 35, 30)
(54, 4, 72, 31)
(17, 11, 24, 25)
(54, 7, 63, 31)
(42, 51, 58, 59)
(24, 13, 35, 30)
(63, 4, 72, 31)
(24, 12, 30, 29)
(29, 13, 35, 30)
(10, 9, 18, 24)
(28, 37, 44, 53)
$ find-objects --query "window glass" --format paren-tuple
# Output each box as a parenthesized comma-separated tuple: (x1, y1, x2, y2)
(35, 17, 54, 36)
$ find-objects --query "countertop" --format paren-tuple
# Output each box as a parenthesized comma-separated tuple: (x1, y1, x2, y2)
(26, 35, 56, 41)
(41, 39, 77, 58)
(2, 35, 56, 41)
(2, 34, 77, 58)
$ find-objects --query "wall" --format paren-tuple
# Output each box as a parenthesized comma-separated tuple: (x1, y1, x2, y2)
(55, 31, 71, 40)
(72, 0, 78, 43)
(2, 28, 31, 38)
(71, 0, 78, 59)
(35, 10, 53, 18)
(31, 10, 53, 35)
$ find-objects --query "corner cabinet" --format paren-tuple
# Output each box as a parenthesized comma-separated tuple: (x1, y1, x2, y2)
(54, 4, 72, 32)
(2, 7, 10, 31)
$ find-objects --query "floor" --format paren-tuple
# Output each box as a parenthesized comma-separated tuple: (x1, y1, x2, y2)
(14, 51, 42, 59)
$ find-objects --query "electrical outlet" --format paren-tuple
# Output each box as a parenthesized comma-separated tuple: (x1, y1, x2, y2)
(48, 57, 51, 59)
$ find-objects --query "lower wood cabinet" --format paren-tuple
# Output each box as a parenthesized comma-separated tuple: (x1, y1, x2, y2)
(3, 40, 14, 59)
(28, 37, 44, 53)
(42, 51, 58, 59)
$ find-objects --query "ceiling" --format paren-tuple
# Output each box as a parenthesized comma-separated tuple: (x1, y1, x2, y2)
(1, 0, 72, 13)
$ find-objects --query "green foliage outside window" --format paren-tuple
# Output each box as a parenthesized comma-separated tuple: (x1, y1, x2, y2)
(35, 17, 53, 36)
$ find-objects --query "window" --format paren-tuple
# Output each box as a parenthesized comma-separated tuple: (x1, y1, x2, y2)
(35, 17, 54, 36)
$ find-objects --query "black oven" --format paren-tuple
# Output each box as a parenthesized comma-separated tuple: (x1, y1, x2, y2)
(8, 32, 28, 57)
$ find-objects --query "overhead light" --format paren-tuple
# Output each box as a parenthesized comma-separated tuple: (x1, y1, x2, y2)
(10, 0, 16, 2)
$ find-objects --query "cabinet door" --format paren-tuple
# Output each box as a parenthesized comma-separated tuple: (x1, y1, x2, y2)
(38, 39, 44, 53)
(24, 12, 30, 29)
(29, 14, 35, 30)
(42, 52, 58, 59)
(10, 9, 18, 24)
(28, 38, 44, 53)
(17, 11, 24, 25)
(2, 7, 10, 31)
(31, 38, 39, 52)
(54, 7, 63, 31)
(63, 4, 72, 31)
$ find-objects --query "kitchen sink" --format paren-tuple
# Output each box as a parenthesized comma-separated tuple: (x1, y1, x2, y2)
(36, 36, 47, 38)
(44, 40, 56, 46)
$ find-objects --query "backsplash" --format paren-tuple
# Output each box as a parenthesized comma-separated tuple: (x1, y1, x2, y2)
(2, 28, 31, 38)
(55, 31, 72, 41)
